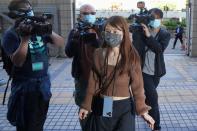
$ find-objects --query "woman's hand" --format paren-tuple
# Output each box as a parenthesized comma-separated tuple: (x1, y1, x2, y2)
(141, 112, 155, 130)
(141, 23, 151, 37)
(79, 108, 89, 120)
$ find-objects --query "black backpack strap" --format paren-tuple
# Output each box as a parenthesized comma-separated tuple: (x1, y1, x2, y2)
(2, 27, 18, 105)
(2, 76, 11, 105)
(2, 66, 14, 105)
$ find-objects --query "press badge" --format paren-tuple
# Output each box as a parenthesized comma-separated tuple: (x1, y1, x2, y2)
(102, 96, 113, 117)
(32, 62, 44, 71)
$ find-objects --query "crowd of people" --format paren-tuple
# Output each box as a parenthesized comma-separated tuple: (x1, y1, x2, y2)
(0, 0, 172, 131)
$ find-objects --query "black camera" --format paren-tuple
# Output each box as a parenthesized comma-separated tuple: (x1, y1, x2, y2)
(76, 18, 105, 35)
(129, 14, 154, 33)
(14, 13, 52, 36)
(75, 18, 106, 46)
(94, 17, 106, 33)
(74, 18, 106, 47)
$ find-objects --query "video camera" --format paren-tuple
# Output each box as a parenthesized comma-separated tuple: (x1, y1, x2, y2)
(129, 14, 154, 33)
(75, 18, 106, 41)
(9, 12, 52, 36)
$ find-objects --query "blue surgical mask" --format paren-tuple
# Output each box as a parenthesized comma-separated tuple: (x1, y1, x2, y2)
(26, 10, 34, 16)
(83, 14, 96, 24)
(149, 19, 161, 28)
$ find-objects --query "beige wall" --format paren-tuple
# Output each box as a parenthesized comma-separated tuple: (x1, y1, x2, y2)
(0, 0, 75, 57)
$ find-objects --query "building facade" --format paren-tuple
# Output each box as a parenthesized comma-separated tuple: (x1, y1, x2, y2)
(0, 0, 76, 57)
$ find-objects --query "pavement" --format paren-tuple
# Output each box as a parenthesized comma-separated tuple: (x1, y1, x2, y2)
(0, 38, 197, 131)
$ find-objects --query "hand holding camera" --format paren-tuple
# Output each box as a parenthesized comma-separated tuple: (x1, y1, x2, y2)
(129, 14, 154, 33)
(141, 23, 151, 37)
(16, 18, 33, 37)
(14, 14, 52, 37)
(76, 18, 105, 38)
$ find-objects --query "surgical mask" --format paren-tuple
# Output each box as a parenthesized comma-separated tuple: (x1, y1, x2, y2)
(104, 32, 122, 47)
(26, 10, 34, 16)
(9, 9, 34, 18)
(83, 14, 96, 24)
(149, 19, 161, 28)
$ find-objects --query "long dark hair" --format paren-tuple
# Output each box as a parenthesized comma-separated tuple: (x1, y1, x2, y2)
(103, 16, 139, 74)
(97, 16, 140, 94)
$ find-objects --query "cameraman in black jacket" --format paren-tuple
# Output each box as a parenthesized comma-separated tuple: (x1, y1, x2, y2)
(65, 4, 102, 130)
(133, 8, 170, 131)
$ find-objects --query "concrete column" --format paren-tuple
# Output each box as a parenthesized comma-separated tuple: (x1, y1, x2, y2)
(189, 0, 197, 56)
(57, 0, 75, 57)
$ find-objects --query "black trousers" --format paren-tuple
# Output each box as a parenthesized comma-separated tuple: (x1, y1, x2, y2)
(81, 97, 135, 131)
(16, 90, 49, 131)
(143, 73, 161, 130)
(173, 35, 183, 48)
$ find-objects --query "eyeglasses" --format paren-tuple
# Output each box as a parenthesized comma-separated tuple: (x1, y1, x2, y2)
(82, 12, 96, 15)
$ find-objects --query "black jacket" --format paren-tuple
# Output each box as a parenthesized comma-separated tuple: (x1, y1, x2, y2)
(65, 29, 101, 79)
(175, 26, 184, 36)
(133, 28, 171, 77)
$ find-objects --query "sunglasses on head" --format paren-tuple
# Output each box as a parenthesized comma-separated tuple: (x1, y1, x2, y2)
(82, 12, 96, 15)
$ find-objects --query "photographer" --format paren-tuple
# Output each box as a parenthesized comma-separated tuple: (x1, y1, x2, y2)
(132, 8, 170, 131)
(137, 1, 148, 15)
(128, 1, 148, 31)
(65, 4, 102, 130)
(2, 0, 64, 130)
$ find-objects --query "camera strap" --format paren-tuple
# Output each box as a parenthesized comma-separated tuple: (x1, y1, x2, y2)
(100, 51, 120, 118)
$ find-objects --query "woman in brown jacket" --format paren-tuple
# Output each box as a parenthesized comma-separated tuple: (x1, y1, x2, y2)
(79, 16, 155, 131)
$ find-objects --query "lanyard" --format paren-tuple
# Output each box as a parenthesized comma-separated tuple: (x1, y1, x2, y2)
(100, 51, 120, 96)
